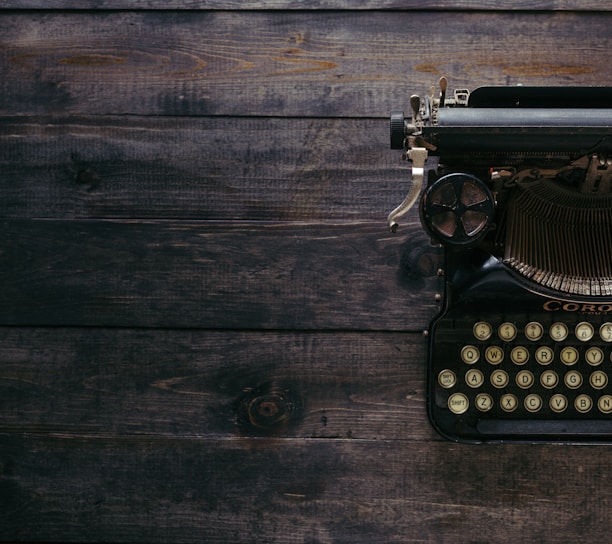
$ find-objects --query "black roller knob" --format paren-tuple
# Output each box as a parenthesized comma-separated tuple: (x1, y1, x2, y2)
(390, 111, 406, 149)
(420, 173, 495, 247)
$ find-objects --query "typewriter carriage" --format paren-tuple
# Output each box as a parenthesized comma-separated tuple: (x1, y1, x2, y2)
(389, 81, 612, 297)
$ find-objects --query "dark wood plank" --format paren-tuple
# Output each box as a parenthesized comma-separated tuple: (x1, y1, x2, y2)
(0, 11, 610, 117)
(2, 434, 612, 543)
(0, 219, 443, 330)
(0, 328, 429, 440)
(2, 0, 611, 10)
(0, 116, 411, 221)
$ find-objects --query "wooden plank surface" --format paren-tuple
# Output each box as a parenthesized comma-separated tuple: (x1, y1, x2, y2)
(0, 328, 428, 440)
(2, 0, 611, 10)
(3, 434, 612, 543)
(0, 116, 409, 221)
(0, 11, 610, 117)
(0, 219, 442, 330)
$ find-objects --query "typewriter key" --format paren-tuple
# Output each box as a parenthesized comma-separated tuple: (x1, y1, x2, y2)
(541, 370, 559, 389)
(598, 396, 612, 414)
(448, 393, 469, 414)
(590, 371, 608, 389)
(535, 346, 554, 365)
(550, 322, 569, 342)
(498, 322, 517, 341)
(525, 322, 544, 341)
(600, 323, 612, 342)
(475, 393, 493, 412)
(586, 347, 604, 366)
(473, 321, 493, 341)
(438, 369, 457, 388)
(575, 322, 594, 342)
(575, 395, 593, 414)
(524, 394, 543, 413)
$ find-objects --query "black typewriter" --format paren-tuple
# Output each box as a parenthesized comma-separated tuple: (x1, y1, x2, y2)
(388, 78, 612, 442)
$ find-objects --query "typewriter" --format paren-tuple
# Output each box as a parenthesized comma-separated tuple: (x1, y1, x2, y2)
(389, 78, 612, 442)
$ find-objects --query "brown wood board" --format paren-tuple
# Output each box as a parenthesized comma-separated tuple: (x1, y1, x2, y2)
(0, 328, 427, 440)
(0, 219, 442, 329)
(0, 116, 410, 221)
(2, 434, 611, 543)
(0, 11, 610, 117)
(1, 0, 611, 10)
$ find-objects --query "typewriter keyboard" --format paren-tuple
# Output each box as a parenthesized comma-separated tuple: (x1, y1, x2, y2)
(436, 319, 612, 418)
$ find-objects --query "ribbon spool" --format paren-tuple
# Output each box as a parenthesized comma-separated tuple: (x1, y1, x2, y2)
(420, 173, 495, 247)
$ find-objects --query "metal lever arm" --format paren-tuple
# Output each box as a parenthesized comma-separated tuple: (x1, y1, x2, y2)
(387, 147, 428, 232)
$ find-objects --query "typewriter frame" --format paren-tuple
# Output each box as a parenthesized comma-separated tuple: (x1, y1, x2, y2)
(389, 83, 612, 443)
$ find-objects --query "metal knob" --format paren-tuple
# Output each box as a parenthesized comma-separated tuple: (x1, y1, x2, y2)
(420, 173, 495, 246)
(390, 110, 405, 149)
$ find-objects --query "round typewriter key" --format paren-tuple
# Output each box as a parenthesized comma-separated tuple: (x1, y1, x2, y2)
(525, 321, 544, 341)
(560, 346, 579, 366)
(600, 323, 612, 342)
(524, 394, 543, 413)
(550, 394, 568, 413)
(575, 322, 594, 342)
(461, 345, 480, 364)
(516, 370, 535, 389)
(564, 370, 583, 389)
(438, 369, 457, 389)
(465, 368, 484, 388)
(500, 393, 518, 413)
(475, 393, 493, 412)
(491, 369, 509, 388)
(510, 346, 529, 365)
(498, 322, 517, 342)
(586, 347, 604, 366)
(575, 394, 593, 414)
(550, 322, 569, 341)
(535, 346, 554, 365)
(540, 370, 559, 389)
(598, 395, 612, 414)
(590, 371, 608, 390)
(448, 393, 469, 414)
(473, 321, 492, 341)
(485, 346, 504, 365)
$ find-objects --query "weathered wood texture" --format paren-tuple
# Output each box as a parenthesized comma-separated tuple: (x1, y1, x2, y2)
(1, 11, 610, 117)
(0, 219, 441, 329)
(1, 0, 611, 9)
(4, 435, 612, 543)
(0, 117, 410, 221)
(1, 3, 612, 543)
(0, 328, 428, 439)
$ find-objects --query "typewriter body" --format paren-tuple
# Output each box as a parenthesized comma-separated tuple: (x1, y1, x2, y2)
(389, 79, 612, 442)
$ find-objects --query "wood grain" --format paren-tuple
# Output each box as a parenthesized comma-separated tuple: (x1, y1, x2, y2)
(2, 0, 611, 10)
(0, 116, 412, 221)
(0, 11, 610, 117)
(2, 434, 612, 543)
(0, 328, 429, 440)
(0, 219, 443, 330)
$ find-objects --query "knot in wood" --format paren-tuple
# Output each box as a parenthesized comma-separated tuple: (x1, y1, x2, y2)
(248, 394, 287, 427)
(75, 168, 99, 191)
(236, 383, 303, 436)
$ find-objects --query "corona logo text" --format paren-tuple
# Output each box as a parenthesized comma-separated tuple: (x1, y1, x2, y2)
(543, 300, 612, 314)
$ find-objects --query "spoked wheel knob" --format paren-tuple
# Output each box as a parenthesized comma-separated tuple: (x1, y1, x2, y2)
(420, 173, 495, 247)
